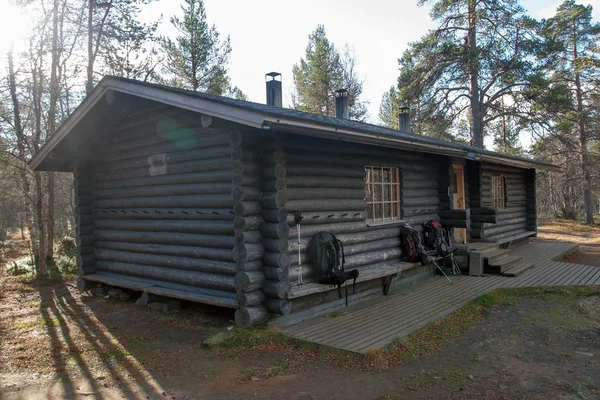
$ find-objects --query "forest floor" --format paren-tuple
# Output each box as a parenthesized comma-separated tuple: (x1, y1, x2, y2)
(1, 221, 599, 400)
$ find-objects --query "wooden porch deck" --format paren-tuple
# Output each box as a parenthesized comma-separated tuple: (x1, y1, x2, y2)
(283, 240, 599, 354)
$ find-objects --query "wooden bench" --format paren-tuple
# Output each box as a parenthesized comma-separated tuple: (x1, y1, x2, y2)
(285, 261, 425, 300)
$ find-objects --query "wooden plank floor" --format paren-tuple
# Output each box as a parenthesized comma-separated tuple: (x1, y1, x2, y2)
(283, 240, 598, 354)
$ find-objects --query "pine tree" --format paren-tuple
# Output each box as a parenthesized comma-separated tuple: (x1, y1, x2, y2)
(535, 0, 600, 224)
(378, 86, 399, 129)
(162, 0, 231, 94)
(292, 25, 367, 120)
(397, 0, 539, 147)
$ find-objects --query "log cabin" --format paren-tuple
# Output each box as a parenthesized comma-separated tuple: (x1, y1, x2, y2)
(30, 75, 559, 327)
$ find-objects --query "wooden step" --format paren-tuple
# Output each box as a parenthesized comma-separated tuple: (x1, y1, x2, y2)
(501, 261, 536, 277)
(486, 255, 523, 274)
(484, 248, 510, 264)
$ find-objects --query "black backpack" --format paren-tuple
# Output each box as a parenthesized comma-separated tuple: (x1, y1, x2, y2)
(423, 220, 450, 256)
(399, 224, 431, 265)
(308, 231, 359, 305)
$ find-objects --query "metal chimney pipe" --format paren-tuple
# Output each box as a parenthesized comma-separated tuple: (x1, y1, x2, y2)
(266, 72, 282, 107)
(335, 89, 349, 119)
(398, 103, 410, 133)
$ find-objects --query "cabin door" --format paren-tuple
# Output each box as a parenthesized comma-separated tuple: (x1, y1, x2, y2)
(452, 164, 467, 244)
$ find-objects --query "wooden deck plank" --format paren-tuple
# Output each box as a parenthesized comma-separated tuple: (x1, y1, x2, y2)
(283, 241, 588, 354)
(582, 268, 600, 285)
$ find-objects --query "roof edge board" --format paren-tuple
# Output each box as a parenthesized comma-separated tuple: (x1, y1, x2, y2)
(266, 118, 559, 172)
(105, 80, 265, 129)
(29, 83, 110, 170)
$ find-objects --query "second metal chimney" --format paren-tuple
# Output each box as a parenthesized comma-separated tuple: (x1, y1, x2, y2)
(266, 72, 282, 107)
(398, 103, 410, 133)
(335, 89, 349, 119)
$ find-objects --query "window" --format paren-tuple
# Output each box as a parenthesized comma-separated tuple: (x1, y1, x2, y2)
(492, 175, 506, 209)
(365, 166, 401, 223)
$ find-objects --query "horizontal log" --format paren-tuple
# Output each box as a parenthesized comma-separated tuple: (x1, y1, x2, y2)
(290, 237, 402, 267)
(233, 243, 264, 263)
(232, 173, 261, 188)
(232, 160, 259, 177)
(260, 222, 290, 239)
(94, 219, 234, 235)
(263, 238, 289, 253)
(95, 157, 232, 182)
(235, 306, 269, 327)
(470, 214, 498, 223)
(231, 186, 262, 202)
(93, 208, 235, 221)
(94, 170, 233, 190)
(94, 182, 232, 200)
(95, 241, 234, 262)
(94, 248, 237, 275)
(401, 188, 439, 199)
(235, 271, 266, 293)
(260, 179, 286, 192)
(237, 290, 266, 308)
(438, 209, 470, 220)
(263, 279, 291, 299)
(233, 201, 261, 217)
(94, 230, 235, 248)
(234, 216, 263, 232)
(489, 217, 527, 227)
(285, 165, 364, 179)
(285, 176, 365, 189)
(237, 230, 262, 244)
(403, 214, 439, 228)
(96, 261, 236, 292)
(260, 191, 287, 208)
(482, 228, 530, 242)
(439, 219, 470, 229)
(286, 199, 366, 213)
(288, 227, 399, 253)
(262, 208, 288, 223)
(469, 207, 497, 215)
(343, 247, 402, 269)
(260, 165, 286, 180)
(97, 145, 231, 172)
(94, 194, 234, 209)
(402, 207, 440, 218)
(102, 132, 232, 163)
(287, 211, 366, 225)
(264, 298, 292, 315)
(263, 266, 288, 281)
(237, 260, 263, 272)
(289, 221, 369, 238)
(287, 188, 365, 201)
(401, 197, 440, 208)
(263, 252, 291, 268)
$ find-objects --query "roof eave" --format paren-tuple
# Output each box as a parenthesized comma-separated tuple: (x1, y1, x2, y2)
(265, 118, 559, 172)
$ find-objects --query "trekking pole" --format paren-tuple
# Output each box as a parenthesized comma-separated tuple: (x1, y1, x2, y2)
(293, 211, 304, 286)
(433, 260, 453, 284)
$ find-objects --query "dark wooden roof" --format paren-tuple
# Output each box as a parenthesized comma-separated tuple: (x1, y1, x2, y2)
(30, 76, 559, 172)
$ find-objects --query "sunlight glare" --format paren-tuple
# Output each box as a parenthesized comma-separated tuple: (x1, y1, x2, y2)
(0, 0, 30, 56)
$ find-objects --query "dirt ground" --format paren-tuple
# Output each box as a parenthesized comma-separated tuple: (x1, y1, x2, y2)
(1, 222, 599, 400)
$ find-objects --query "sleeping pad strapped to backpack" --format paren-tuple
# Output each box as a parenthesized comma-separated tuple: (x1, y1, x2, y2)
(399, 223, 432, 265)
(308, 231, 359, 306)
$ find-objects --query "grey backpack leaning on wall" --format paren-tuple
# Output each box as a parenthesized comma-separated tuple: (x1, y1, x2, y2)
(308, 231, 359, 305)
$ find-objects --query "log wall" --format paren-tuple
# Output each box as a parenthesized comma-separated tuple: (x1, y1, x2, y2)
(282, 134, 441, 286)
(80, 113, 244, 310)
(478, 163, 528, 241)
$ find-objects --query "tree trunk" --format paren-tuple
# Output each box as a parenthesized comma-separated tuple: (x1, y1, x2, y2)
(46, 0, 61, 260)
(87, 0, 94, 94)
(34, 173, 48, 276)
(467, 0, 483, 148)
(8, 49, 37, 256)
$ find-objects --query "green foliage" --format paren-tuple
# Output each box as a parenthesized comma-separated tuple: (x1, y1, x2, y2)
(162, 0, 231, 94)
(292, 25, 367, 121)
(378, 86, 399, 129)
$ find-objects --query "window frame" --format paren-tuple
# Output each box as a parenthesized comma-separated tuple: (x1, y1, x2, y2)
(492, 175, 507, 209)
(365, 165, 402, 225)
